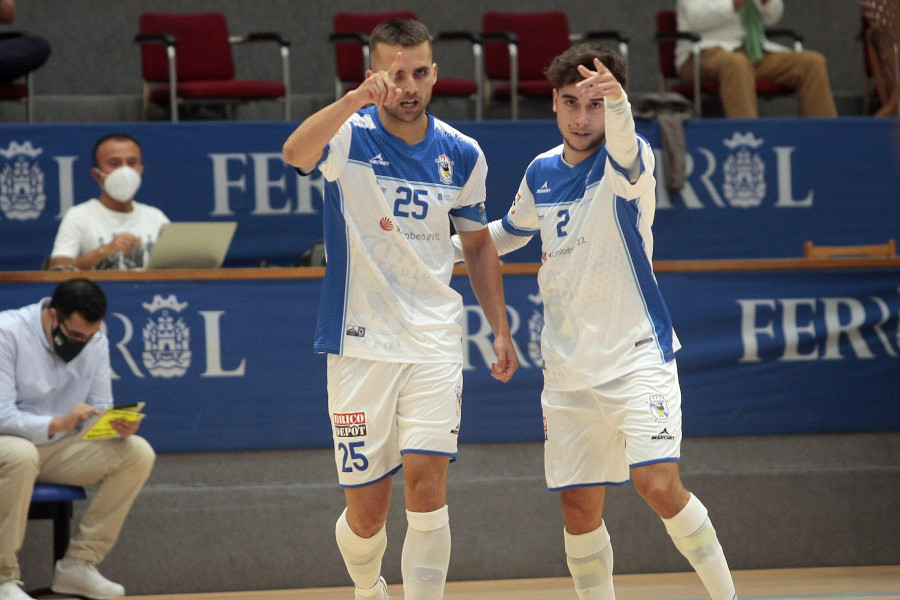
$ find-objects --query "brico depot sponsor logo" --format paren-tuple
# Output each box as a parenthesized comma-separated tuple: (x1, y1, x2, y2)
(333, 412, 368, 437)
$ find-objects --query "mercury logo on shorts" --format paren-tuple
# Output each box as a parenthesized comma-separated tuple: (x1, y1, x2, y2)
(333, 412, 367, 437)
(652, 428, 675, 440)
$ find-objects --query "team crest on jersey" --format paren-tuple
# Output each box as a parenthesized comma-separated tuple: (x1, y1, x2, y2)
(648, 394, 669, 423)
(141, 294, 191, 378)
(333, 412, 367, 437)
(435, 154, 453, 185)
(0, 141, 46, 221)
(722, 132, 766, 208)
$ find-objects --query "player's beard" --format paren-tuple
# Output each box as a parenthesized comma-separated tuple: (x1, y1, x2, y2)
(382, 92, 430, 124)
(562, 130, 606, 156)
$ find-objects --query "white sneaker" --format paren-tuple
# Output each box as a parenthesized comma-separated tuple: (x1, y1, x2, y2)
(355, 576, 389, 600)
(0, 580, 34, 600)
(51, 559, 125, 600)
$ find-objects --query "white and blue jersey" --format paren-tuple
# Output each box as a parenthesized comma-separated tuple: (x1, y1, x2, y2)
(310, 106, 488, 364)
(503, 136, 680, 391)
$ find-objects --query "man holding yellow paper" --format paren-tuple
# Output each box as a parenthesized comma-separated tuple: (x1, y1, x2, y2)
(0, 278, 155, 600)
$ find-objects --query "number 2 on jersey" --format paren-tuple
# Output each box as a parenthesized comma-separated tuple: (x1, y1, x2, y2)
(394, 186, 429, 220)
(556, 209, 570, 237)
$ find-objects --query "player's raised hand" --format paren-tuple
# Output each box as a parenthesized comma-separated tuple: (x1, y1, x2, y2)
(356, 51, 404, 107)
(575, 58, 622, 101)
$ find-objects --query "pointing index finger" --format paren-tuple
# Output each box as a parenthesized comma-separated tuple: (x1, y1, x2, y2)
(388, 51, 403, 78)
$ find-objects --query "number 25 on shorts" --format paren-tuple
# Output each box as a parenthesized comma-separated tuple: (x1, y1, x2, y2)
(339, 441, 370, 472)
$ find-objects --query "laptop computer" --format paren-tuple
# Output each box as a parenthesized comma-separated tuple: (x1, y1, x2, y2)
(145, 222, 237, 269)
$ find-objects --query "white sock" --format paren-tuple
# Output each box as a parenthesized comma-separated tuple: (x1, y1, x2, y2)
(58, 557, 90, 569)
(662, 494, 736, 600)
(335, 508, 387, 591)
(401, 506, 451, 600)
(564, 522, 616, 600)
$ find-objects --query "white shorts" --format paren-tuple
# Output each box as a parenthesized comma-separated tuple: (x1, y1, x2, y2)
(326, 354, 462, 488)
(542, 360, 683, 490)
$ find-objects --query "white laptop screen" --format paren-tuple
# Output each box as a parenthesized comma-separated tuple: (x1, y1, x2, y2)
(145, 222, 237, 269)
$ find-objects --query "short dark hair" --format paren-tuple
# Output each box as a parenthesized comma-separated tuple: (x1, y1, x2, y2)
(50, 278, 107, 323)
(92, 132, 141, 168)
(370, 18, 432, 51)
(545, 45, 627, 91)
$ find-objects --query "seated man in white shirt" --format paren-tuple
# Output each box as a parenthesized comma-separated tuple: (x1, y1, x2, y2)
(48, 133, 169, 270)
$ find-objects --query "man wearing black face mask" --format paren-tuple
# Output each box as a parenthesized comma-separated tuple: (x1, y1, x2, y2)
(0, 278, 155, 600)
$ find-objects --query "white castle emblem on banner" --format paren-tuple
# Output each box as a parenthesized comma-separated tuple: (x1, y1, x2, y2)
(141, 294, 191, 378)
(722, 132, 766, 208)
(0, 141, 46, 221)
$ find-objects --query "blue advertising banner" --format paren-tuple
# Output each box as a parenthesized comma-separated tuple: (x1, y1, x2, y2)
(0, 266, 896, 453)
(1, 118, 898, 270)
(659, 268, 900, 435)
(651, 118, 900, 261)
(0, 123, 323, 271)
(0, 278, 331, 452)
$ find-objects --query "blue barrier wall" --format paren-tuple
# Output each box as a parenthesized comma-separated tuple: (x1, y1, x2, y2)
(1, 118, 898, 270)
(1, 266, 897, 453)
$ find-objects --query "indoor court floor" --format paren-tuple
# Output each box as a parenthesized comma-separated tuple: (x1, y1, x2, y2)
(123, 566, 900, 600)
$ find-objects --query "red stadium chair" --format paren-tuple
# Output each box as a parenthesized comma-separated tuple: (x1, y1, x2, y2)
(0, 72, 31, 122)
(482, 11, 629, 120)
(135, 12, 291, 122)
(0, 31, 46, 122)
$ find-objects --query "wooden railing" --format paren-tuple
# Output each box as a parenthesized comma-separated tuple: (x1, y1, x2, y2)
(1, 256, 898, 284)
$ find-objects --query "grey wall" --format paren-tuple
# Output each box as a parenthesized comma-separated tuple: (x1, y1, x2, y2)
(5, 0, 866, 122)
(18, 432, 900, 596)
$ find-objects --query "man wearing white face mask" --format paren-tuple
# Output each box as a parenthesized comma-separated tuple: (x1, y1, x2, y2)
(48, 133, 169, 270)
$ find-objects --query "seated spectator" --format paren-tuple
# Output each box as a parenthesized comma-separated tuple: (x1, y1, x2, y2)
(676, 0, 839, 118)
(861, 0, 899, 116)
(0, 277, 155, 600)
(0, 0, 50, 86)
(48, 133, 169, 270)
